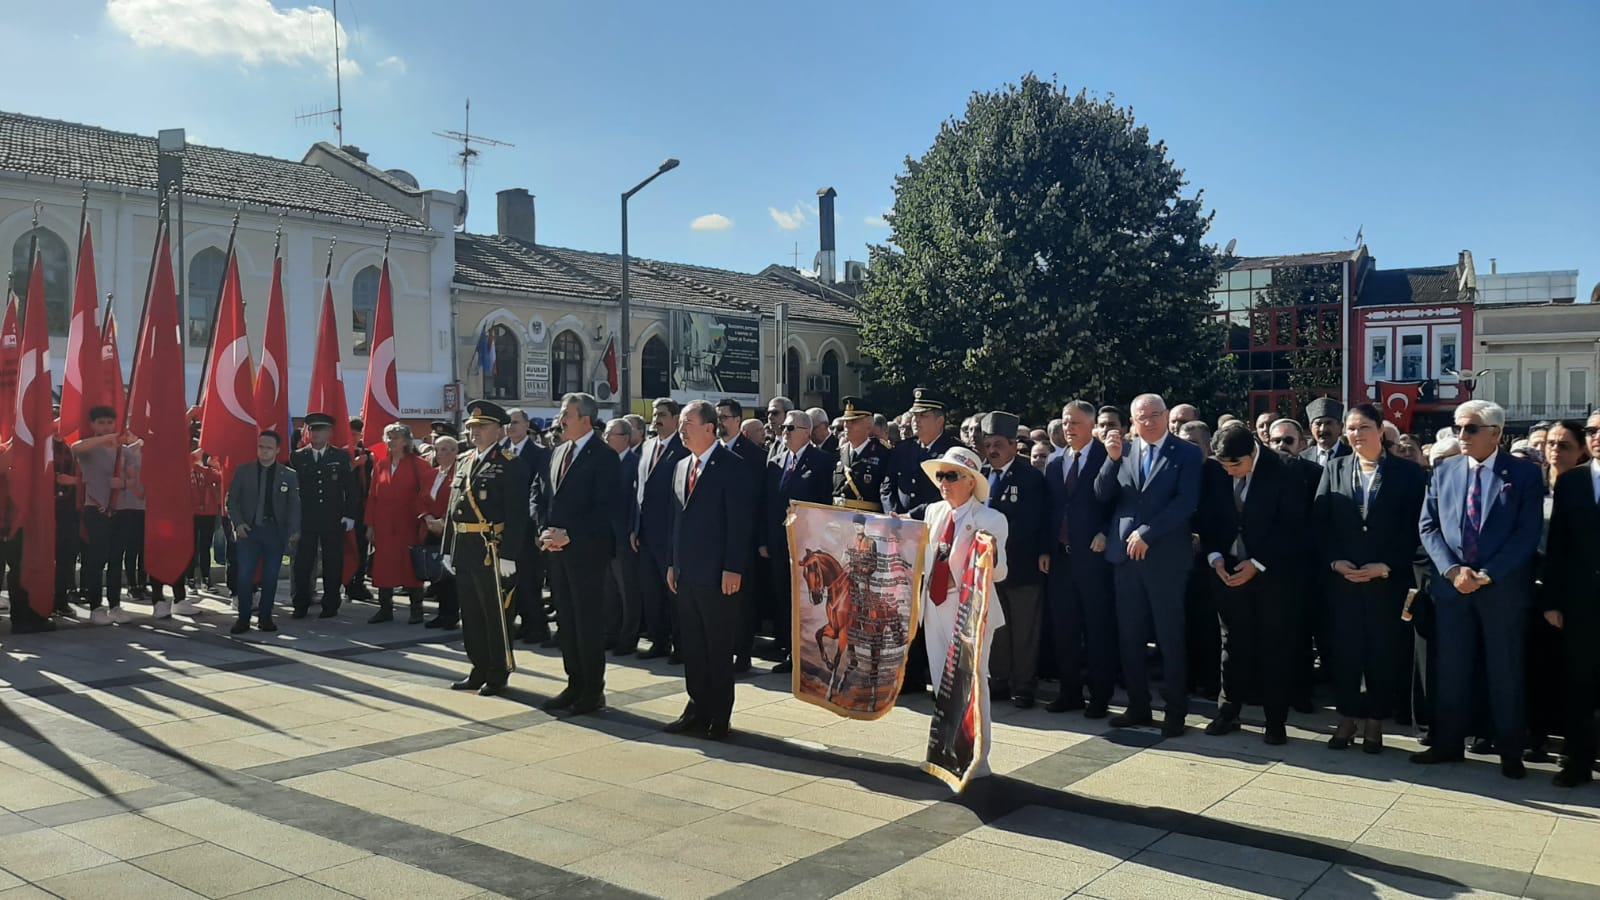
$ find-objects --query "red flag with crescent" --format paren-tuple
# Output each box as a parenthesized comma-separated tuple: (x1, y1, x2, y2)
(0, 292, 18, 444)
(59, 218, 105, 444)
(254, 253, 290, 463)
(199, 250, 258, 469)
(12, 248, 58, 616)
(307, 280, 352, 450)
(1378, 381, 1423, 434)
(100, 305, 125, 426)
(360, 257, 400, 462)
(127, 223, 195, 586)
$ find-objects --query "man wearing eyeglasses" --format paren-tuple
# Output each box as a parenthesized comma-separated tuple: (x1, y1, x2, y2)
(759, 410, 832, 673)
(1414, 400, 1544, 778)
(1269, 416, 1333, 714)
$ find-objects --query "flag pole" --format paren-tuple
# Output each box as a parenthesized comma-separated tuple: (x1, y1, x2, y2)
(194, 204, 242, 406)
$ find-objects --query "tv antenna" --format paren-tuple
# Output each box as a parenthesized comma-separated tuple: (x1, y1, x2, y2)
(294, 0, 345, 146)
(433, 99, 514, 194)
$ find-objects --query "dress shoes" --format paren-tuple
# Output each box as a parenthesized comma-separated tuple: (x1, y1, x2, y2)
(450, 677, 484, 692)
(291, 608, 309, 620)
(318, 608, 338, 619)
(1084, 702, 1109, 720)
(570, 695, 607, 715)
(1501, 758, 1527, 780)
(1012, 693, 1035, 710)
(1263, 723, 1288, 746)
(477, 682, 507, 697)
(424, 617, 453, 629)
(733, 656, 752, 674)
(541, 689, 578, 712)
(705, 721, 731, 741)
(12, 619, 56, 634)
(637, 644, 669, 661)
(1553, 767, 1592, 788)
(772, 659, 793, 675)
(1469, 737, 1496, 756)
(1410, 747, 1464, 765)
(1162, 717, 1187, 738)
(1204, 715, 1241, 737)
(1045, 696, 1083, 714)
(611, 642, 637, 657)
(667, 650, 683, 666)
(230, 619, 250, 635)
(1109, 710, 1153, 729)
(367, 609, 393, 624)
(257, 618, 278, 633)
(664, 712, 705, 735)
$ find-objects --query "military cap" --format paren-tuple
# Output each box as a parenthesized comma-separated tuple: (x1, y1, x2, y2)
(304, 412, 336, 429)
(839, 396, 871, 422)
(980, 410, 1019, 440)
(908, 388, 946, 413)
(464, 400, 511, 427)
(1304, 398, 1345, 424)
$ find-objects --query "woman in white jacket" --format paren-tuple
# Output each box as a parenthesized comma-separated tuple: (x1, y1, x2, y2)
(919, 446, 1009, 775)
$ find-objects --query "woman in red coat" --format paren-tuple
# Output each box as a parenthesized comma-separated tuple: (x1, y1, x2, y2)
(421, 436, 459, 629)
(364, 423, 430, 623)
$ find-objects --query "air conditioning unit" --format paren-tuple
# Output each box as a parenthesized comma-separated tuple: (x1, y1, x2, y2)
(844, 260, 869, 283)
(593, 380, 614, 401)
(806, 374, 832, 393)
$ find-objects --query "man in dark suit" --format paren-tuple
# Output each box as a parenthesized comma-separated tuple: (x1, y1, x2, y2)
(503, 408, 552, 646)
(981, 410, 1052, 708)
(1301, 398, 1351, 468)
(539, 393, 619, 715)
(716, 398, 767, 672)
(1270, 417, 1332, 713)
(1044, 400, 1118, 716)
(289, 412, 358, 619)
(1094, 393, 1203, 737)
(634, 398, 688, 661)
(225, 431, 301, 634)
(1199, 423, 1309, 745)
(1414, 400, 1545, 778)
(760, 410, 833, 673)
(1542, 410, 1600, 787)
(604, 418, 642, 656)
(665, 400, 746, 739)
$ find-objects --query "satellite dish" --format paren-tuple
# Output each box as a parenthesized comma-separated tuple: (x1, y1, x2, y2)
(385, 168, 420, 189)
(1590, 282, 1599, 304)
(454, 189, 469, 228)
(1224, 238, 1238, 256)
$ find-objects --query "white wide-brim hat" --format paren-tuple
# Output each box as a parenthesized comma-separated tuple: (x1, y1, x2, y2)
(920, 446, 988, 503)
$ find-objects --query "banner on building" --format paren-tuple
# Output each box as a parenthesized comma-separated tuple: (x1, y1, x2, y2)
(786, 502, 926, 721)
(923, 531, 997, 794)
(670, 310, 760, 399)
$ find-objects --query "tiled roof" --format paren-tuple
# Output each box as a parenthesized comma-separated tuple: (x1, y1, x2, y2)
(454, 233, 859, 325)
(1222, 249, 1361, 270)
(1357, 265, 1466, 307)
(0, 110, 423, 228)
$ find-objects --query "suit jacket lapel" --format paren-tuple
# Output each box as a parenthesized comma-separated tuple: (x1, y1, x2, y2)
(674, 455, 688, 506)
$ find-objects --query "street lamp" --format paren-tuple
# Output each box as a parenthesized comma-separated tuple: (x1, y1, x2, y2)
(619, 157, 680, 414)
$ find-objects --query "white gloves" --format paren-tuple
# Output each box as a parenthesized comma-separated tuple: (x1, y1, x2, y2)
(341, 518, 355, 531)
(497, 559, 516, 578)
(441, 554, 454, 574)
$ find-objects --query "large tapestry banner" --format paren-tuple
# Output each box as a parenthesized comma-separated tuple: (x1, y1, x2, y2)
(786, 502, 927, 720)
(923, 531, 996, 793)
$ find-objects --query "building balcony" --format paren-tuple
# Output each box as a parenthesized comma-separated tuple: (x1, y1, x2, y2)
(1499, 404, 1592, 424)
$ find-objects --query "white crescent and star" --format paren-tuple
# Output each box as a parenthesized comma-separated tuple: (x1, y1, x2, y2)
(369, 336, 401, 417)
(15, 349, 37, 447)
(215, 336, 255, 425)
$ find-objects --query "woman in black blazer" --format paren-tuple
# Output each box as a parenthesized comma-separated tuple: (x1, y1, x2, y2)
(1313, 403, 1426, 752)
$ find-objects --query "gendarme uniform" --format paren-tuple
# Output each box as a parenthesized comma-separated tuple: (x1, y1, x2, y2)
(442, 401, 530, 694)
(832, 396, 888, 512)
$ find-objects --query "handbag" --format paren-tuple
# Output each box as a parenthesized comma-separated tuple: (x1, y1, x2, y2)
(410, 544, 444, 583)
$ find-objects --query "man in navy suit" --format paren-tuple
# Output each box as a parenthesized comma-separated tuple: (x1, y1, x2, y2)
(633, 398, 688, 661)
(665, 400, 746, 739)
(761, 410, 833, 673)
(1094, 393, 1204, 737)
(715, 398, 766, 673)
(1414, 400, 1545, 778)
(603, 418, 641, 656)
(980, 410, 1052, 708)
(1044, 400, 1118, 716)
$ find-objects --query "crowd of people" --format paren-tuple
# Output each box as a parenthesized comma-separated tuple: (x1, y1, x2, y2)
(2, 386, 1596, 790)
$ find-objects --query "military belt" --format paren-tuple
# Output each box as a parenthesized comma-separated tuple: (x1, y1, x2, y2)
(454, 523, 505, 535)
(832, 498, 880, 512)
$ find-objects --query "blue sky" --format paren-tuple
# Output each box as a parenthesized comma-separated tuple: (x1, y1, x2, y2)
(13, 1, 1600, 292)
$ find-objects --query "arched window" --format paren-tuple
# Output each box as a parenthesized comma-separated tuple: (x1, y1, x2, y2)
(483, 324, 520, 400)
(10, 227, 71, 337)
(552, 330, 584, 401)
(186, 247, 226, 348)
(785, 346, 801, 405)
(641, 335, 670, 399)
(351, 265, 380, 356)
(821, 349, 841, 416)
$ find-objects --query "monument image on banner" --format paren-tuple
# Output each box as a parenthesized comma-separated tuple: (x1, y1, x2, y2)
(924, 531, 997, 794)
(670, 310, 759, 396)
(785, 502, 927, 720)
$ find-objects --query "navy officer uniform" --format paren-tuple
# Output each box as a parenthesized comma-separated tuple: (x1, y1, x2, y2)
(831, 397, 889, 513)
(289, 412, 359, 619)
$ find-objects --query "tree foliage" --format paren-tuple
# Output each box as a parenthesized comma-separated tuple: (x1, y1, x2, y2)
(858, 74, 1237, 421)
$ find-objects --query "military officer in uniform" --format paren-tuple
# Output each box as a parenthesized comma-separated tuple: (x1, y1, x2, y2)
(290, 412, 359, 619)
(442, 401, 529, 696)
(832, 397, 887, 512)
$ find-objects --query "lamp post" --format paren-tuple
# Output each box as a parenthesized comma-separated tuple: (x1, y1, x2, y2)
(619, 157, 679, 414)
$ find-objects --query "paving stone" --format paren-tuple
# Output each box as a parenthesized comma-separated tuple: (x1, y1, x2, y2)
(520, 800, 674, 844)
(1355, 825, 1542, 874)
(35, 860, 207, 899)
(568, 848, 739, 899)
(307, 855, 482, 900)
(133, 842, 294, 897)
(1302, 865, 1520, 899)
(457, 815, 614, 868)
(0, 828, 117, 881)
(735, 794, 888, 839)
(925, 834, 1110, 891)
(56, 812, 202, 858)
(632, 772, 767, 811)
(680, 811, 842, 859)
(1150, 832, 1332, 885)
(776, 780, 927, 821)
(633, 825, 796, 881)
(837, 856, 1065, 899)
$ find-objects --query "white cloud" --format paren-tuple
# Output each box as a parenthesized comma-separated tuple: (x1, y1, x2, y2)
(864, 214, 888, 227)
(690, 213, 733, 232)
(769, 204, 806, 230)
(377, 55, 406, 75)
(106, 0, 355, 77)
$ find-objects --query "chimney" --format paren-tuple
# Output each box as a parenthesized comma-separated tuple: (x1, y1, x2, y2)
(341, 145, 369, 163)
(497, 188, 536, 244)
(816, 186, 837, 286)
(1490, 257, 1498, 275)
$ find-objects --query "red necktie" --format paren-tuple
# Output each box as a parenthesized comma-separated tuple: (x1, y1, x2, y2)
(687, 457, 700, 498)
(928, 513, 957, 605)
(651, 440, 664, 471)
(558, 445, 574, 486)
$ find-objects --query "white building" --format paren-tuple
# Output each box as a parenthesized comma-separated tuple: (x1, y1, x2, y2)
(1471, 268, 1595, 426)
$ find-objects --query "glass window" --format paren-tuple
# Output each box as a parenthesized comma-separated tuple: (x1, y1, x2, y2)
(10, 227, 71, 337)
(351, 265, 380, 356)
(1251, 268, 1272, 288)
(1529, 368, 1549, 411)
(785, 347, 801, 403)
(1369, 335, 1389, 380)
(1274, 309, 1294, 346)
(1226, 311, 1248, 351)
(186, 247, 226, 348)
(1209, 290, 1226, 309)
(641, 336, 670, 399)
(1491, 370, 1511, 407)
(1438, 333, 1458, 376)
(1569, 370, 1589, 409)
(1228, 270, 1250, 290)
(484, 325, 519, 400)
(551, 330, 584, 401)
(1400, 334, 1425, 379)
(1250, 311, 1271, 348)
(821, 350, 841, 415)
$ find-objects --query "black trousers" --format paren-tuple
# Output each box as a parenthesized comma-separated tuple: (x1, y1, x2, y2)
(767, 550, 794, 656)
(456, 534, 514, 684)
(1327, 575, 1409, 720)
(676, 581, 736, 726)
(1525, 604, 1566, 740)
(55, 500, 79, 606)
(1561, 620, 1600, 769)
(1049, 545, 1118, 706)
(639, 540, 675, 649)
(1213, 566, 1296, 726)
(605, 550, 640, 648)
(116, 510, 145, 593)
(550, 551, 608, 701)
(1184, 557, 1221, 695)
(293, 526, 344, 612)
(513, 536, 547, 638)
(81, 509, 120, 609)
(189, 515, 217, 582)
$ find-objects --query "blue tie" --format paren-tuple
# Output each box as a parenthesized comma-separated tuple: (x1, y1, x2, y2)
(1463, 465, 1483, 565)
(1141, 444, 1155, 483)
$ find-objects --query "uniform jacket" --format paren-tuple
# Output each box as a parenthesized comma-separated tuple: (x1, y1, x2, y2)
(833, 437, 889, 509)
(443, 443, 532, 561)
(612, 446, 640, 549)
(984, 457, 1051, 586)
(882, 432, 961, 519)
(289, 444, 358, 528)
(1301, 441, 1352, 467)
(1092, 434, 1203, 566)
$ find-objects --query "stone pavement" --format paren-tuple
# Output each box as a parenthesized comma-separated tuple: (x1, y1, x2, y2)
(0, 590, 1596, 899)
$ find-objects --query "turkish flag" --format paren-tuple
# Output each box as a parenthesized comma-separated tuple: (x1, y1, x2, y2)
(1378, 381, 1423, 434)
(11, 248, 57, 616)
(100, 305, 125, 426)
(126, 223, 194, 586)
(59, 219, 105, 445)
(198, 250, 258, 468)
(0, 293, 18, 444)
(602, 335, 618, 393)
(307, 279, 352, 449)
(360, 258, 400, 462)
(254, 253, 290, 463)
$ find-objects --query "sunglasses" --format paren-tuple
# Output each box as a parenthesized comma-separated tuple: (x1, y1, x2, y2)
(1268, 436, 1298, 447)
(933, 470, 964, 483)
(1452, 423, 1499, 437)
(783, 424, 801, 432)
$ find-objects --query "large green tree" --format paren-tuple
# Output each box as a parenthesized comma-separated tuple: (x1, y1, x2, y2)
(859, 75, 1238, 422)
